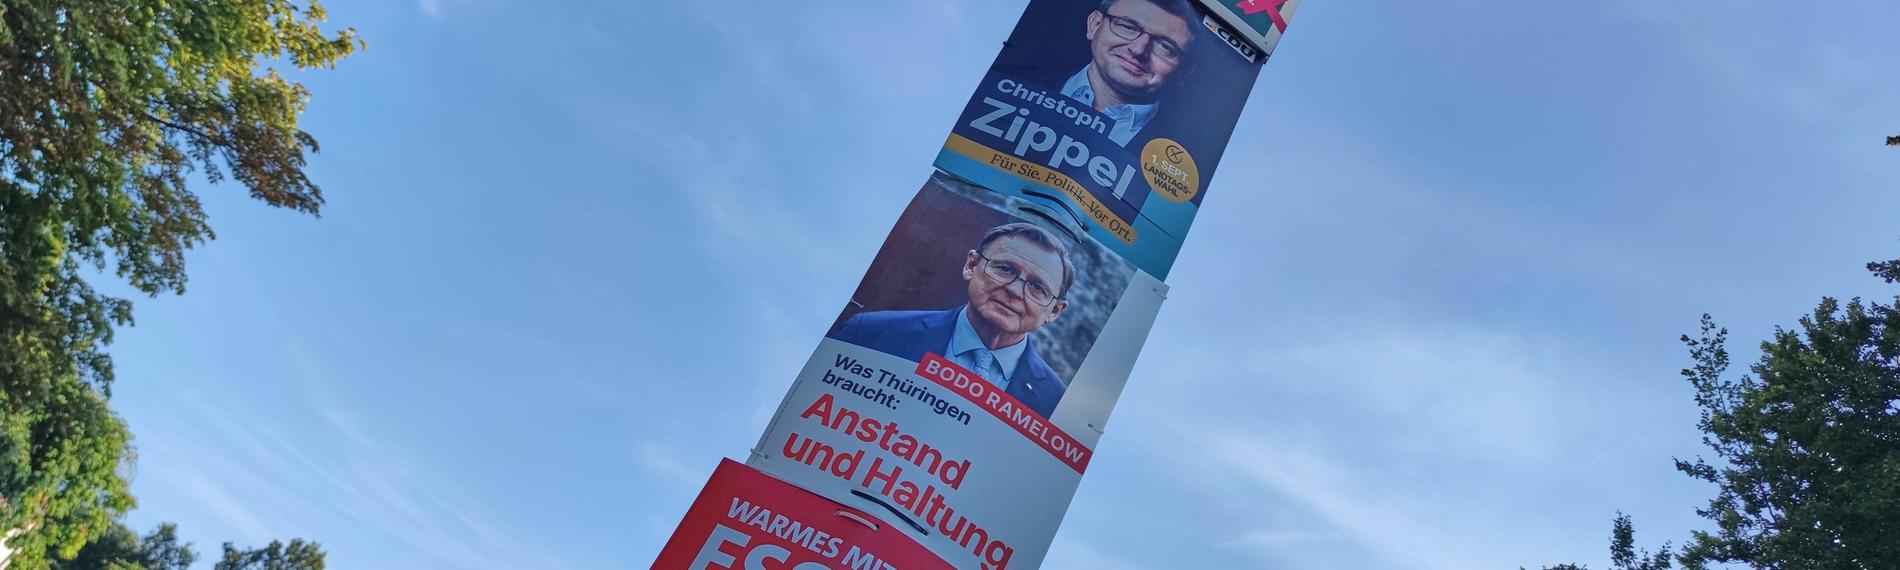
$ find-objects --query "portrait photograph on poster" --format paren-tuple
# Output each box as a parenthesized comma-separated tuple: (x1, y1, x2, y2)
(936, 0, 1275, 277)
(743, 172, 1159, 569)
(827, 173, 1136, 419)
(990, 0, 1251, 153)
(966, 0, 1259, 204)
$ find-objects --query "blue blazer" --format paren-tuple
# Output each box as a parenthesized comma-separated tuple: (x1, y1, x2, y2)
(829, 306, 1067, 418)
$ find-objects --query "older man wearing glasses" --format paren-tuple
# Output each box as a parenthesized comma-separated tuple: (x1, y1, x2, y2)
(1067, 0, 1198, 146)
(830, 223, 1076, 418)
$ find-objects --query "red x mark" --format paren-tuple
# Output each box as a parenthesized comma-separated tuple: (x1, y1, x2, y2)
(1234, 0, 1289, 32)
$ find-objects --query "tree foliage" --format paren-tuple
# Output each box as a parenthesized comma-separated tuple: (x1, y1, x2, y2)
(1672, 262, 1900, 568)
(0, 0, 357, 565)
(1531, 513, 1672, 570)
(51, 521, 321, 570)
(1609, 514, 1673, 570)
(1871, 257, 1900, 284)
(213, 539, 324, 570)
(130, 523, 194, 570)
(52, 522, 192, 570)
(1536, 256, 1899, 569)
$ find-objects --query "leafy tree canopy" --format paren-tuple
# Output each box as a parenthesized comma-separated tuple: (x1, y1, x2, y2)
(0, 0, 357, 565)
(213, 539, 324, 570)
(52, 522, 192, 570)
(1672, 260, 1899, 568)
(1536, 255, 1900, 569)
(52, 521, 322, 570)
(1529, 513, 1673, 570)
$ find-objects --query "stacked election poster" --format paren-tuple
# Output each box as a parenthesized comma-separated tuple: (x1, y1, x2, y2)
(654, 460, 949, 570)
(935, 0, 1296, 278)
(655, 1, 1301, 568)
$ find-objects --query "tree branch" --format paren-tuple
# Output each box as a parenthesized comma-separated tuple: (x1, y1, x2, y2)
(141, 112, 220, 144)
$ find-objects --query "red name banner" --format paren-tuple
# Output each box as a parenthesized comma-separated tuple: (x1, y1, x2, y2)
(914, 353, 1092, 473)
(654, 459, 949, 570)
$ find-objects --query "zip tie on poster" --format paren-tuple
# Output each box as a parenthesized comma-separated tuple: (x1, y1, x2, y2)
(851, 489, 930, 536)
(834, 510, 882, 531)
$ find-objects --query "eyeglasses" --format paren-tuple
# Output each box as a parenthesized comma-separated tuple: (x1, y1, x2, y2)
(1103, 14, 1186, 65)
(975, 252, 1062, 306)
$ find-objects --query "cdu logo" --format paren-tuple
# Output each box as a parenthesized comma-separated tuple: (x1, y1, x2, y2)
(1201, 14, 1260, 62)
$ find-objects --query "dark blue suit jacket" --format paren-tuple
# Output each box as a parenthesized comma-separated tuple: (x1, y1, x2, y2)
(829, 306, 1067, 418)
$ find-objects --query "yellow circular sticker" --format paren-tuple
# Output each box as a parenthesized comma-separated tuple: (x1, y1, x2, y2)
(1141, 138, 1200, 202)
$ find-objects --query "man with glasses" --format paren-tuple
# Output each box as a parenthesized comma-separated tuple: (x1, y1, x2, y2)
(1066, 0, 1198, 146)
(830, 223, 1076, 417)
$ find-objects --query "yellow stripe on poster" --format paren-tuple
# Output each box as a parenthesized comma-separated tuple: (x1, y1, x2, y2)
(943, 134, 1139, 244)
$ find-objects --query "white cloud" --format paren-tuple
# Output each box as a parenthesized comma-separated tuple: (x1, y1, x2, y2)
(1143, 321, 1599, 466)
(1185, 427, 1487, 570)
(1246, 323, 1587, 462)
(132, 376, 573, 570)
(296, 365, 574, 569)
(636, 440, 705, 489)
(167, 464, 276, 543)
(1610, 0, 1897, 129)
(1043, 537, 1150, 570)
(1114, 318, 1624, 569)
(1218, 529, 1343, 549)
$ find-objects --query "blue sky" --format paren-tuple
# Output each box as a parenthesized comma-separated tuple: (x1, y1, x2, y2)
(102, 0, 1900, 568)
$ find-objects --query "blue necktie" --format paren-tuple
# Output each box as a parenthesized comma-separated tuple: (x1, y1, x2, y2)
(970, 348, 1001, 388)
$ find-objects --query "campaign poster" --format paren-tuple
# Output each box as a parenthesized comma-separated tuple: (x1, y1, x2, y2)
(719, 1, 1305, 568)
(653, 459, 949, 570)
(747, 173, 1168, 569)
(934, 0, 1295, 278)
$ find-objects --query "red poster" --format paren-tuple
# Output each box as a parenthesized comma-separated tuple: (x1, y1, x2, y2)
(654, 460, 951, 570)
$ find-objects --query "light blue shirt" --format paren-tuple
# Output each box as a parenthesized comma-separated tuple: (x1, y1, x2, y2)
(1061, 65, 1160, 147)
(947, 306, 1027, 390)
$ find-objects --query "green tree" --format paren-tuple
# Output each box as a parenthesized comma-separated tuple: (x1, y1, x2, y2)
(52, 522, 192, 570)
(0, 0, 358, 566)
(213, 539, 325, 570)
(51, 521, 321, 570)
(48, 521, 146, 570)
(1530, 513, 1673, 570)
(1670, 258, 1900, 568)
(129, 523, 194, 570)
(1537, 256, 1900, 569)
(1871, 257, 1900, 284)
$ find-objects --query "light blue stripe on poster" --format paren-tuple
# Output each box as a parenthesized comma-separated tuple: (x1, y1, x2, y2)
(934, 148, 1184, 279)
